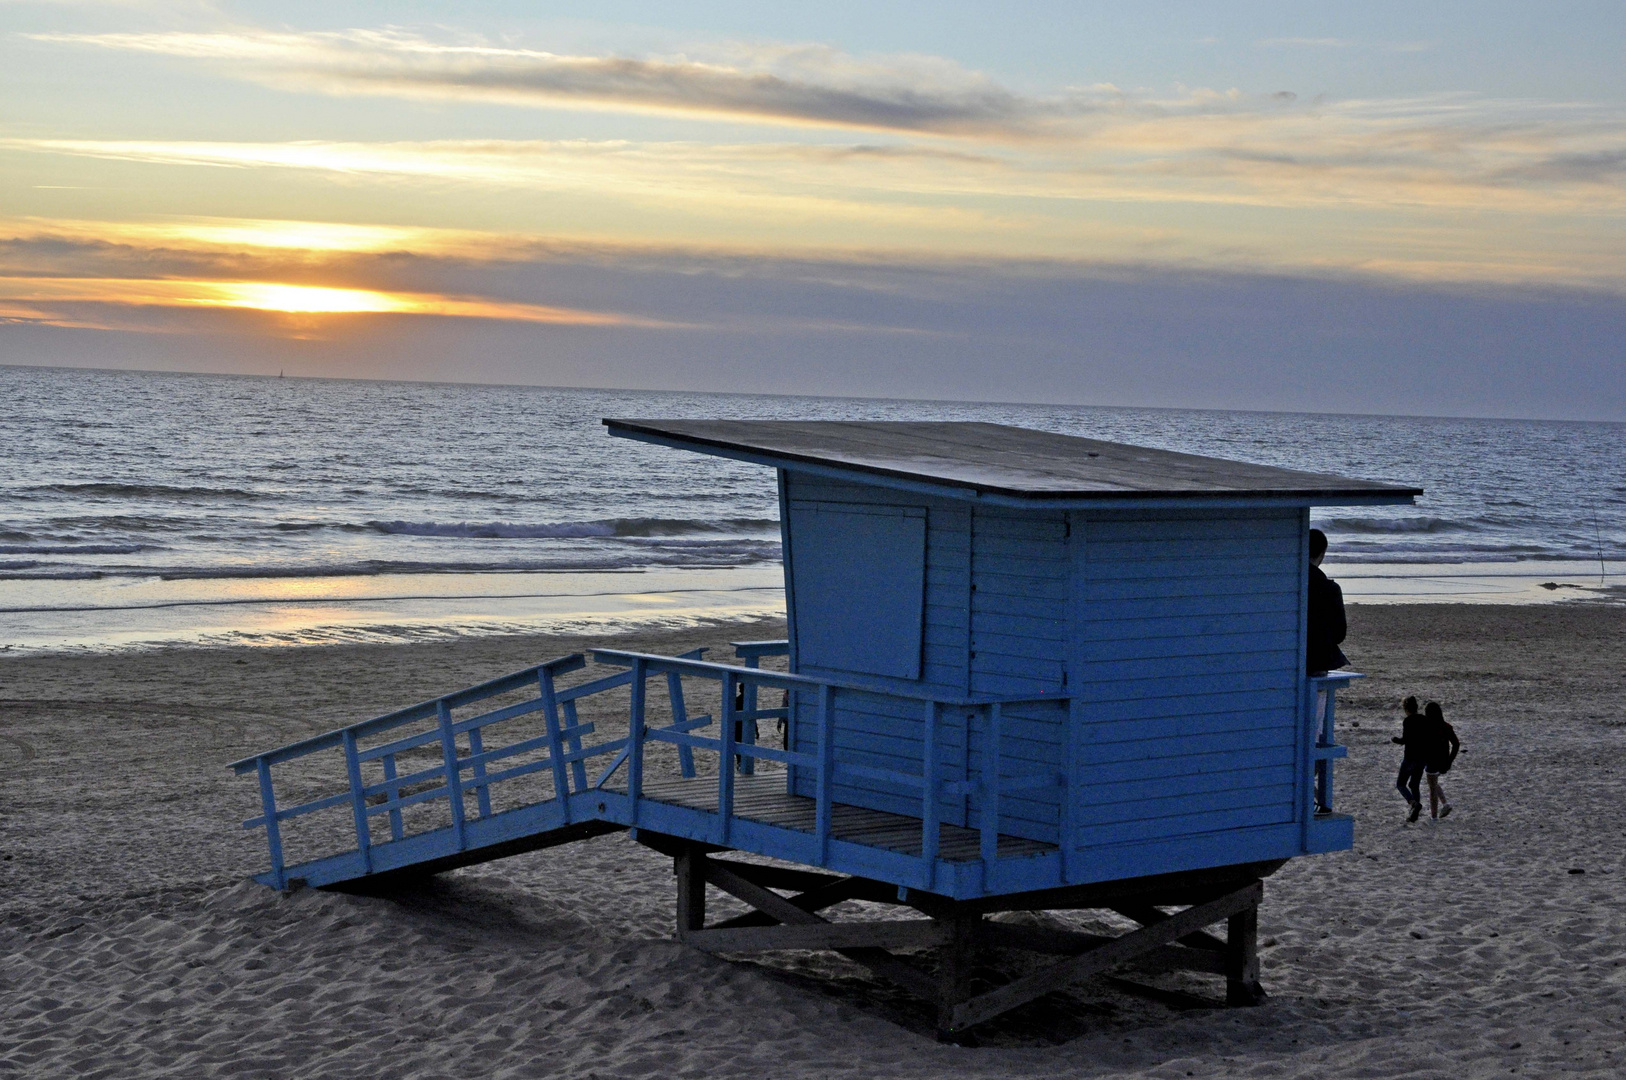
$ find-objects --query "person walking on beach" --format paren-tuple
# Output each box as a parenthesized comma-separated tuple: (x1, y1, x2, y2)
(1392, 696, 1428, 823)
(1306, 528, 1348, 675)
(1423, 701, 1460, 819)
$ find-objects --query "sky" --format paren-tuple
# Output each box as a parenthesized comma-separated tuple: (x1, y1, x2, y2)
(2, 1, 1624, 419)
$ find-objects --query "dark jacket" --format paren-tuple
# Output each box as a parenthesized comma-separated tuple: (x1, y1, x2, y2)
(1306, 564, 1349, 674)
(1391, 712, 1428, 760)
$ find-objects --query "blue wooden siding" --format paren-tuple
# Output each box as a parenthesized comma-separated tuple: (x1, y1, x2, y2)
(783, 474, 1067, 843)
(1068, 510, 1304, 861)
(787, 501, 926, 679)
(780, 477, 1308, 865)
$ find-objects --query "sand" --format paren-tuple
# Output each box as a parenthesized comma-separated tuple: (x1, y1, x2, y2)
(3, 604, 1624, 1078)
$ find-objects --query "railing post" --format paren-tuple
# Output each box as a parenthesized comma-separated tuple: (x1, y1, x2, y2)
(341, 729, 373, 874)
(718, 672, 737, 845)
(666, 671, 696, 779)
(562, 699, 589, 792)
(466, 724, 493, 820)
(255, 758, 286, 891)
(628, 658, 647, 827)
(538, 667, 573, 822)
(437, 700, 468, 850)
(815, 684, 835, 865)
(1317, 681, 1337, 813)
(980, 703, 1002, 882)
(921, 700, 940, 891)
(738, 655, 759, 776)
(381, 754, 404, 841)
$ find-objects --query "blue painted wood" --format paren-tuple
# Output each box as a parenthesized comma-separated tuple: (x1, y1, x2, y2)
(233, 443, 1369, 902)
(436, 700, 468, 850)
(341, 729, 373, 874)
(255, 758, 285, 891)
(788, 501, 926, 680)
(627, 657, 647, 828)
(718, 671, 736, 845)
(666, 670, 696, 778)
(538, 665, 572, 820)
(921, 700, 940, 890)
(380, 754, 404, 840)
(816, 684, 835, 862)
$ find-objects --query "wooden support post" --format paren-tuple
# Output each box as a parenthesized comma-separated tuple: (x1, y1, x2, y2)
(675, 845, 707, 937)
(1225, 893, 1266, 1006)
(936, 912, 979, 1041)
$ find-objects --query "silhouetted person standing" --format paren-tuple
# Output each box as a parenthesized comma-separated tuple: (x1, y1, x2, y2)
(1306, 528, 1348, 675)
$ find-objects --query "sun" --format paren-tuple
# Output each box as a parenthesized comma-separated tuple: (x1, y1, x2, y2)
(199, 282, 414, 314)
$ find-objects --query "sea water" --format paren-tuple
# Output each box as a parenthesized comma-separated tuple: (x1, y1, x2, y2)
(2, 365, 1621, 651)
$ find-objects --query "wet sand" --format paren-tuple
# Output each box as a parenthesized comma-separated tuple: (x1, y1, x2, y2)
(2, 604, 1624, 1078)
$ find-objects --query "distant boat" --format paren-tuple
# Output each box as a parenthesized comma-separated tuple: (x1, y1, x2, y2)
(278, 369, 284, 378)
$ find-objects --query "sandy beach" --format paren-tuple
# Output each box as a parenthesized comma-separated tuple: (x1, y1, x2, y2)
(3, 603, 1624, 1079)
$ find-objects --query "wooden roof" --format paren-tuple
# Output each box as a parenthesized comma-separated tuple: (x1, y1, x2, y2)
(604, 419, 1421, 507)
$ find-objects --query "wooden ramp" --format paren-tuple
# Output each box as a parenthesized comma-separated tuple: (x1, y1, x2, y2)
(630, 772, 1053, 862)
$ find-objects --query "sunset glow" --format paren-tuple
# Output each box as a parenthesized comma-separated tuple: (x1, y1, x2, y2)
(1, 2, 1622, 417)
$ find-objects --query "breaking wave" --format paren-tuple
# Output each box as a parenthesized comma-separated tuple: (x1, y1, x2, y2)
(361, 517, 780, 540)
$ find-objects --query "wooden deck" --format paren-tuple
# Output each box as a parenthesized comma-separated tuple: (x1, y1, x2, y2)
(626, 771, 1056, 862)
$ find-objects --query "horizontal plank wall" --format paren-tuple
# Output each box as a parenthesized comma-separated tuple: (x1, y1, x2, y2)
(785, 473, 971, 822)
(962, 507, 1069, 842)
(1069, 509, 1303, 868)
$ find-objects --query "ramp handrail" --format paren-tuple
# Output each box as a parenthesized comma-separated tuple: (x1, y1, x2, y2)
(233, 648, 1071, 894)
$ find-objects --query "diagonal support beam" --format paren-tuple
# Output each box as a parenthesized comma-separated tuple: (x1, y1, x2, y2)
(701, 859, 938, 1000)
(684, 921, 947, 953)
(709, 875, 875, 929)
(1111, 904, 1228, 953)
(974, 921, 1226, 975)
(949, 881, 1263, 1032)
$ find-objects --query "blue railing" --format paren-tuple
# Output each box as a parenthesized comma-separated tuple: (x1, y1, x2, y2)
(230, 641, 1070, 894)
(1306, 672, 1360, 820)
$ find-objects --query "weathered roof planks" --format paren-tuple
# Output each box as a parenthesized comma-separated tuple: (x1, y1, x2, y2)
(604, 419, 1421, 506)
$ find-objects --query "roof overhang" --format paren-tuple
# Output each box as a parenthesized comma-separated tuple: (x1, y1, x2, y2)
(605, 419, 1421, 511)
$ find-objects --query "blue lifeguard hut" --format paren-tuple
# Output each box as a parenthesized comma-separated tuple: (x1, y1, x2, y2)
(231, 421, 1419, 1037)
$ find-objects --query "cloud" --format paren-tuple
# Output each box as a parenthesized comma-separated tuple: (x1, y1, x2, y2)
(27, 28, 1084, 137)
(5, 240, 1624, 420)
(1256, 37, 1355, 49)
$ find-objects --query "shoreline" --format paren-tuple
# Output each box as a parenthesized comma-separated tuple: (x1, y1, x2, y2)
(3, 605, 1624, 1077)
(1, 559, 1620, 656)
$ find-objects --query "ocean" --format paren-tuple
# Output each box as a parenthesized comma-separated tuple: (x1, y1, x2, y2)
(2, 364, 1621, 651)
